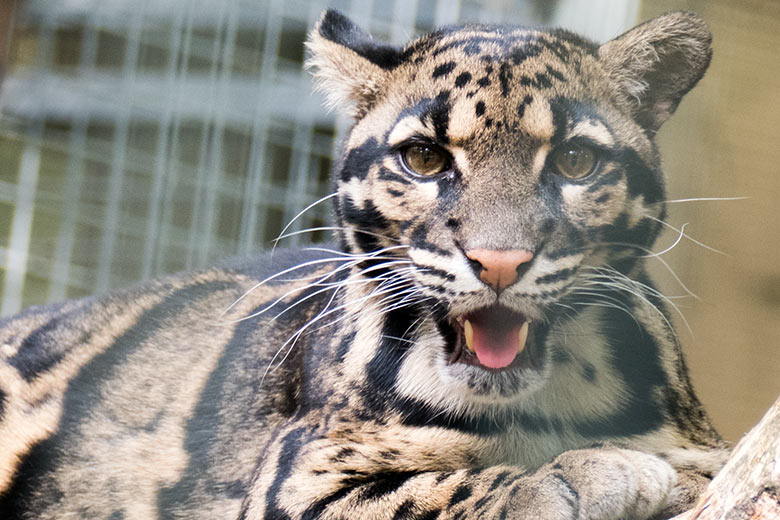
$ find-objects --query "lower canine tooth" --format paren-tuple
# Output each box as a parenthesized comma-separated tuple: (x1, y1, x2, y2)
(518, 321, 529, 353)
(464, 319, 474, 352)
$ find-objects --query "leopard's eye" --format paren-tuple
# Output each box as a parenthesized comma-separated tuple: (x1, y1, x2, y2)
(401, 144, 450, 176)
(550, 142, 598, 180)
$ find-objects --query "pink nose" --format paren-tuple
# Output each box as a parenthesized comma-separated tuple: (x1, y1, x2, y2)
(466, 249, 534, 293)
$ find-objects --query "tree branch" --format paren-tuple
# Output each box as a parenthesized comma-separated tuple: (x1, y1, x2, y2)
(671, 394, 780, 520)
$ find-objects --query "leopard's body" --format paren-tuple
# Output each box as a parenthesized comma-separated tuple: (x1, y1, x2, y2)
(0, 10, 729, 519)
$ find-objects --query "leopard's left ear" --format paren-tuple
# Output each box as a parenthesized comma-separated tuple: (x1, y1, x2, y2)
(599, 11, 712, 132)
(307, 10, 402, 119)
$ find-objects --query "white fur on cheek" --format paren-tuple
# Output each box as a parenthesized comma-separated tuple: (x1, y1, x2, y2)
(561, 184, 586, 207)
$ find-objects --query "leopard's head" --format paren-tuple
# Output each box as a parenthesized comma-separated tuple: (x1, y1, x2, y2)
(307, 11, 711, 405)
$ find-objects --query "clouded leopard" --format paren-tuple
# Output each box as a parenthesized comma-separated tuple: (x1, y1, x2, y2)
(0, 9, 730, 520)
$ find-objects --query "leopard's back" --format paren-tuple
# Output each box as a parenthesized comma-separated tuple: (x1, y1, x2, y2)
(0, 248, 341, 517)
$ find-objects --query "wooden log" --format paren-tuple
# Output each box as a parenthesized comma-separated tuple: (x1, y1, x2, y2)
(671, 394, 780, 520)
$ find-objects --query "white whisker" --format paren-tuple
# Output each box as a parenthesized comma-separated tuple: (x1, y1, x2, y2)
(276, 226, 402, 246)
(271, 192, 339, 253)
(305, 280, 417, 334)
(219, 245, 412, 322)
(223, 257, 368, 324)
(644, 222, 687, 258)
(254, 261, 418, 325)
(579, 265, 691, 336)
(645, 214, 726, 256)
(260, 284, 343, 386)
(304, 244, 409, 258)
(653, 196, 748, 205)
(599, 241, 699, 300)
(382, 334, 417, 345)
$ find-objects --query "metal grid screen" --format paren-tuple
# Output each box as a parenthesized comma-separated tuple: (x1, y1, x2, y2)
(0, 0, 638, 316)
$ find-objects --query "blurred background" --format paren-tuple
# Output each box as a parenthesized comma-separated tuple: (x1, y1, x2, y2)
(0, 0, 777, 442)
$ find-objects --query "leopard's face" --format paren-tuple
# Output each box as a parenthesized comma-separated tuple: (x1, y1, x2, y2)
(309, 12, 710, 406)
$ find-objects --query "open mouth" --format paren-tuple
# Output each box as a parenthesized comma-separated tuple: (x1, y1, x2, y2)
(449, 305, 538, 371)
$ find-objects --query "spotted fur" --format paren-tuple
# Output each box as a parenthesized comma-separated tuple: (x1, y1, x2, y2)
(0, 10, 729, 519)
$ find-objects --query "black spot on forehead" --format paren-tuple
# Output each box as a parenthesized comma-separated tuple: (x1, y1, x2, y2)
(409, 26, 597, 65)
(414, 36, 574, 102)
(517, 95, 533, 118)
(509, 43, 543, 65)
(432, 61, 456, 78)
(454, 72, 472, 87)
(498, 63, 513, 97)
(547, 28, 598, 56)
(429, 90, 452, 144)
(429, 34, 510, 58)
(520, 71, 552, 89)
(390, 88, 457, 146)
(546, 65, 565, 82)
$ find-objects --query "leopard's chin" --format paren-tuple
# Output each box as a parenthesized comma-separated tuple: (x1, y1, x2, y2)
(428, 304, 551, 403)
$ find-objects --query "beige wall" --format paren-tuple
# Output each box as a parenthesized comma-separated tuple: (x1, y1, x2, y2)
(639, 0, 780, 441)
(0, 0, 20, 80)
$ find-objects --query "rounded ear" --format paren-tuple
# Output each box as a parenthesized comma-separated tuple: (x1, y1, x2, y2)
(599, 11, 712, 132)
(306, 10, 402, 119)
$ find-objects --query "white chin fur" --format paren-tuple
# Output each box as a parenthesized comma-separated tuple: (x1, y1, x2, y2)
(394, 319, 550, 413)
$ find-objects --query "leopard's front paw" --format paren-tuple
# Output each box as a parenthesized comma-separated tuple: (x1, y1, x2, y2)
(510, 448, 676, 520)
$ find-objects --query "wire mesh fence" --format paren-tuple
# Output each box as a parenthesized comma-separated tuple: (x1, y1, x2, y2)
(0, 0, 638, 316)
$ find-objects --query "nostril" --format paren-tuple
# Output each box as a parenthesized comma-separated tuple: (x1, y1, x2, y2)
(466, 256, 484, 276)
(515, 261, 533, 282)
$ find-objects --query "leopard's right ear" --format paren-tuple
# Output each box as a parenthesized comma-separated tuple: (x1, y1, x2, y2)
(598, 11, 712, 132)
(307, 10, 402, 118)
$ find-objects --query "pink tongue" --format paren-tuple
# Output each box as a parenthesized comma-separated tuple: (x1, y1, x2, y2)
(471, 321, 521, 369)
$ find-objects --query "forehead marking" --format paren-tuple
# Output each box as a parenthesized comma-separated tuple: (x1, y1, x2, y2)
(432, 62, 456, 79)
(533, 144, 551, 176)
(524, 98, 554, 140)
(428, 91, 451, 144)
(570, 120, 615, 147)
(454, 72, 472, 88)
(448, 98, 480, 142)
(388, 116, 433, 146)
(517, 95, 533, 119)
(498, 63, 512, 97)
(426, 30, 596, 62)
(451, 148, 470, 173)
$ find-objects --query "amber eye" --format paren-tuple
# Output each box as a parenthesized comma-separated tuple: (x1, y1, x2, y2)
(550, 142, 598, 179)
(401, 144, 450, 176)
